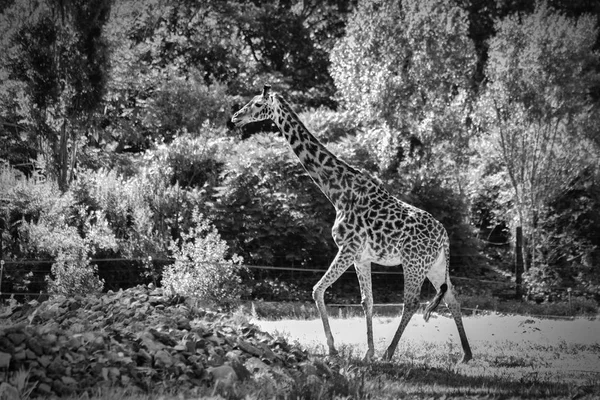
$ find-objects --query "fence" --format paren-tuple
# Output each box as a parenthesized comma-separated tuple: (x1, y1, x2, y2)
(0, 257, 592, 320)
(0, 255, 510, 297)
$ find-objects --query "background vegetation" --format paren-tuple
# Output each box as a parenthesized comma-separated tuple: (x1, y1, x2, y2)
(1, 0, 599, 308)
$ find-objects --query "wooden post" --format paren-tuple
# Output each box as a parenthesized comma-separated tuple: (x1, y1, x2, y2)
(515, 226, 523, 299)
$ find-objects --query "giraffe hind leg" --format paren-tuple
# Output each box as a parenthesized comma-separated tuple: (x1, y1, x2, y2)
(443, 287, 473, 363)
(426, 250, 473, 362)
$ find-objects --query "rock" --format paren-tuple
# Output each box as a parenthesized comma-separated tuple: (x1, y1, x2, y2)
(230, 359, 251, 381)
(154, 349, 175, 368)
(236, 338, 263, 357)
(61, 376, 77, 386)
(209, 365, 238, 385)
(138, 330, 165, 352)
(26, 337, 45, 356)
(13, 349, 26, 361)
(7, 332, 26, 346)
(38, 355, 51, 368)
(299, 361, 318, 376)
(37, 382, 52, 395)
(244, 357, 269, 373)
(0, 383, 19, 399)
(0, 284, 320, 398)
(0, 352, 11, 368)
(0, 337, 15, 353)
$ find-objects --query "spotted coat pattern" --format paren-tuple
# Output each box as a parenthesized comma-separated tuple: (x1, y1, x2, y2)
(231, 85, 472, 363)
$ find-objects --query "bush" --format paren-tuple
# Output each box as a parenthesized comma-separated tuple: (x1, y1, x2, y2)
(162, 210, 245, 309)
(46, 251, 104, 296)
(211, 133, 337, 268)
(145, 72, 234, 141)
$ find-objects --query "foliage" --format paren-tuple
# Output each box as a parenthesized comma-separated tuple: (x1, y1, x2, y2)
(250, 278, 307, 302)
(211, 133, 337, 268)
(474, 1, 600, 284)
(535, 167, 600, 300)
(0, 0, 111, 190)
(298, 107, 359, 143)
(330, 0, 476, 134)
(46, 251, 104, 297)
(1, 0, 600, 303)
(162, 210, 245, 309)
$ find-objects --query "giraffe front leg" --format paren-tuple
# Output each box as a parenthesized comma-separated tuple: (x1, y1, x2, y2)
(313, 250, 354, 358)
(355, 261, 374, 362)
(383, 273, 425, 361)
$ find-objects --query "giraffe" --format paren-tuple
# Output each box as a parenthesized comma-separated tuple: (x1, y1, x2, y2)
(231, 85, 473, 363)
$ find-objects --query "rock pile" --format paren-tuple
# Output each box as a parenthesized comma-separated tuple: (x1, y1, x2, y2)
(0, 285, 343, 398)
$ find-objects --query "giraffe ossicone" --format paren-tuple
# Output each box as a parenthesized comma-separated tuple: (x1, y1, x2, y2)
(231, 84, 473, 363)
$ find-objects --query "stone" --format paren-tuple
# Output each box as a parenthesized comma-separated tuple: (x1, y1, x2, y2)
(257, 342, 278, 361)
(0, 352, 11, 368)
(225, 349, 243, 362)
(0, 383, 19, 399)
(236, 338, 263, 357)
(230, 359, 251, 381)
(244, 357, 269, 373)
(208, 365, 238, 385)
(25, 349, 37, 360)
(138, 331, 165, 352)
(38, 355, 51, 368)
(61, 376, 77, 386)
(154, 349, 174, 369)
(7, 332, 26, 345)
(37, 382, 52, 395)
(27, 337, 45, 356)
(13, 349, 26, 361)
(299, 361, 318, 376)
(0, 284, 319, 398)
(0, 337, 15, 353)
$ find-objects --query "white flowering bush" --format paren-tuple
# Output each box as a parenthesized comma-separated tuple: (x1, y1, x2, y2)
(162, 210, 245, 308)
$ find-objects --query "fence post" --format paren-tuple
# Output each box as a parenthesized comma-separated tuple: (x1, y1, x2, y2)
(0, 260, 4, 297)
(0, 216, 3, 297)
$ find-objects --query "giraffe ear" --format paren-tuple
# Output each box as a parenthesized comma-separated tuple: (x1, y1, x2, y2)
(262, 84, 271, 99)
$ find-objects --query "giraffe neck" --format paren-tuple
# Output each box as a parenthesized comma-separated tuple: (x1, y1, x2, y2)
(271, 94, 358, 207)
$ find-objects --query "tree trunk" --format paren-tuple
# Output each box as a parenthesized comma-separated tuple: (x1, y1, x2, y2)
(58, 120, 69, 192)
(515, 226, 524, 299)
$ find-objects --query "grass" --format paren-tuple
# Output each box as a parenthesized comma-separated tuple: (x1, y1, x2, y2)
(253, 312, 600, 399)
(3, 298, 599, 399)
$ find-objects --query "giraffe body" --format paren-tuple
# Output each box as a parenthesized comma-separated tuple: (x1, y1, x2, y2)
(231, 85, 472, 363)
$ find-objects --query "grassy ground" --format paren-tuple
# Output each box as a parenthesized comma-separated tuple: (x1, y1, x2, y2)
(7, 302, 598, 399)
(253, 312, 600, 398)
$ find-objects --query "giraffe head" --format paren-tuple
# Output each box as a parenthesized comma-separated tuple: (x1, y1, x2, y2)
(231, 84, 275, 127)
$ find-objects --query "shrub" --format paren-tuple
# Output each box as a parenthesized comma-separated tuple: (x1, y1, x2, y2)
(46, 250, 104, 296)
(145, 72, 234, 141)
(211, 133, 337, 268)
(162, 210, 245, 309)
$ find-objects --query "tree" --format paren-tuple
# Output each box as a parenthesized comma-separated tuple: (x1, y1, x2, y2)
(330, 0, 477, 193)
(475, 2, 600, 283)
(0, 0, 111, 190)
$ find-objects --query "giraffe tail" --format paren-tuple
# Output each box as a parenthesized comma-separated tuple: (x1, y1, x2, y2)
(423, 283, 447, 322)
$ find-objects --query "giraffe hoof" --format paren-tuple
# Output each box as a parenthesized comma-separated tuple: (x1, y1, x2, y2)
(460, 353, 472, 363)
(382, 350, 393, 362)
